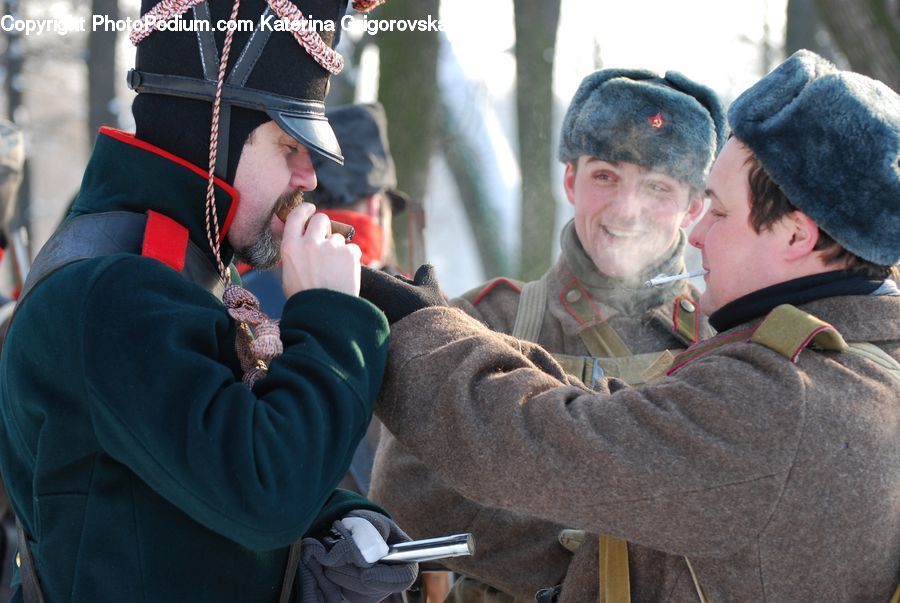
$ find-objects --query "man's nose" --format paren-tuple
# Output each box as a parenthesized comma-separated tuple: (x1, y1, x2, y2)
(289, 151, 317, 191)
(608, 184, 644, 223)
(688, 214, 709, 249)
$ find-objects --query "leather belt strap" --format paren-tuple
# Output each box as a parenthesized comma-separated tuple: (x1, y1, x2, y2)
(16, 519, 45, 603)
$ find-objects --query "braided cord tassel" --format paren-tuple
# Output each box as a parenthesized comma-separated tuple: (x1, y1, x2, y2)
(202, 0, 284, 388)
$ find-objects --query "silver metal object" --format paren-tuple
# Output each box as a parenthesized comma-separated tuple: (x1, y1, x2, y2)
(644, 269, 707, 287)
(380, 533, 474, 563)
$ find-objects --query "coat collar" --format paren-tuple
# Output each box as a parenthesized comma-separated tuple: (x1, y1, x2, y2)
(70, 127, 239, 267)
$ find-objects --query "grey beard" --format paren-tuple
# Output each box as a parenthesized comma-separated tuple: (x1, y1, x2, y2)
(234, 226, 280, 269)
(233, 190, 302, 270)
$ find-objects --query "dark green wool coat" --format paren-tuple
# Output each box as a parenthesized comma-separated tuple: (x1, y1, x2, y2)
(0, 129, 390, 601)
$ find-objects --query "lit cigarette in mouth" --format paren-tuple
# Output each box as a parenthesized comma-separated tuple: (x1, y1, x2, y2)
(644, 269, 707, 287)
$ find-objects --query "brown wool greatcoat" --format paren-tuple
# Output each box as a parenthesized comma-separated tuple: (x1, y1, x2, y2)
(370, 255, 714, 601)
(373, 293, 900, 602)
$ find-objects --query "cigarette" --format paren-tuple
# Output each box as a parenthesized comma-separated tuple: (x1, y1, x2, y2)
(380, 533, 475, 564)
(644, 270, 707, 287)
(276, 203, 354, 242)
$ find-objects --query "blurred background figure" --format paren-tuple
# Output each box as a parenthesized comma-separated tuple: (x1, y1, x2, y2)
(0, 120, 26, 325)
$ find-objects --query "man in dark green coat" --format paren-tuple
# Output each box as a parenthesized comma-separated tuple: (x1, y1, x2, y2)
(0, 0, 417, 601)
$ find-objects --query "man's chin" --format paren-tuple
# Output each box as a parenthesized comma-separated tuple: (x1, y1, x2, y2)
(234, 247, 281, 270)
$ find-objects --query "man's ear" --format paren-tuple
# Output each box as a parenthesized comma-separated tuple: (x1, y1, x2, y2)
(563, 162, 577, 206)
(681, 195, 706, 228)
(782, 210, 820, 260)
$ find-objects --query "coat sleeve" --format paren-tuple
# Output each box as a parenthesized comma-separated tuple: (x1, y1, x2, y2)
(368, 293, 573, 598)
(375, 306, 807, 557)
(370, 425, 571, 599)
(80, 256, 390, 550)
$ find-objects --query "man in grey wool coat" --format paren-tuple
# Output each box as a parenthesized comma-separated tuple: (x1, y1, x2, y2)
(359, 49, 900, 602)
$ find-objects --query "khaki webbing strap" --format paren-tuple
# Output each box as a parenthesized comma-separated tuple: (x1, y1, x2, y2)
(845, 342, 900, 384)
(750, 304, 847, 362)
(598, 535, 630, 603)
(278, 540, 302, 603)
(551, 353, 602, 388)
(16, 518, 45, 603)
(890, 583, 900, 603)
(673, 296, 699, 344)
(512, 276, 549, 343)
(580, 322, 632, 358)
(684, 557, 712, 603)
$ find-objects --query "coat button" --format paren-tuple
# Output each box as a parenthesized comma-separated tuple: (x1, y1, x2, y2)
(565, 289, 582, 303)
(680, 298, 695, 313)
(15, 552, 20, 568)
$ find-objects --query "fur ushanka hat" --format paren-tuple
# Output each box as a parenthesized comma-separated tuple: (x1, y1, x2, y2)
(558, 68, 727, 190)
(729, 49, 900, 266)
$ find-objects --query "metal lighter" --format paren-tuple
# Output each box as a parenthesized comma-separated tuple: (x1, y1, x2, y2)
(380, 533, 475, 563)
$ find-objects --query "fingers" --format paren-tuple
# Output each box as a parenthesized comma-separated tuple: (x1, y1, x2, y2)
(283, 201, 317, 238)
(303, 213, 333, 240)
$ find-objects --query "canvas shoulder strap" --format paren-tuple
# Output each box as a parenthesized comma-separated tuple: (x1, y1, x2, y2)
(511, 274, 548, 343)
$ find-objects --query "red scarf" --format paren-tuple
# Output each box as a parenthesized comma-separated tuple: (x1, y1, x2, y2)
(319, 209, 384, 267)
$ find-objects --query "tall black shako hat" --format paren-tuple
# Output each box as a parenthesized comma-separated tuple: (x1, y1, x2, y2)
(308, 102, 408, 212)
(130, 0, 378, 182)
(728, 49, 900, 266)
(559, 68, 727, 191)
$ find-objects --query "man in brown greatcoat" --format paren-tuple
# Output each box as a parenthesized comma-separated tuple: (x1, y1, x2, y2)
(369, 68, 727, 601)
(360, 50, 900, 602)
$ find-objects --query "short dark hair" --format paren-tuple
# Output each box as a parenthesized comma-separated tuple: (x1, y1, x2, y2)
(744, 152, 893, 279)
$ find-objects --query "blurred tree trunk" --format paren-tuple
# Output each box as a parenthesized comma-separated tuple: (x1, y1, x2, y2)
(376, 0, 440, 272)
(812, 0, 900, 89)
(3, 0, 31, 262)
(439, 107, 509, 279)
(785, 0, 842, 61)
(514, 0, 561, 281)
(327, 39, 369, 106)
(88, 0, 119, 144)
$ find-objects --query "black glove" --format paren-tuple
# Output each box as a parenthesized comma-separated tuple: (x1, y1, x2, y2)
(359, 264, 447, 324)
(299, 509, 418, 603)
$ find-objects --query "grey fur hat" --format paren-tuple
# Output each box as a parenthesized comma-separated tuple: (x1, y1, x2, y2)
(558, 68, 726, 190)
(729, 49, 900, 266)
(309, 102, 408, 212)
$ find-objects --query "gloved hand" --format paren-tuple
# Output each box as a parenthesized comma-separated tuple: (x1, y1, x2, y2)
(299, 509, 418, 603)
(359, 264, 446, 324)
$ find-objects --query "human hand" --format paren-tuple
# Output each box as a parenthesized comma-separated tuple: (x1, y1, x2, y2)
(359, 264, 446, 324)
(281, 202, 362, 298)
(299, 509, 418, 603)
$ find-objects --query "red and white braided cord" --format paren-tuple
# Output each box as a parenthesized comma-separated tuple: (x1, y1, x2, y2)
(266, 0, 343, 73)
(130, 0, 345, 75)
(129, 0, 205, 45)
(203, 0, 243, 283)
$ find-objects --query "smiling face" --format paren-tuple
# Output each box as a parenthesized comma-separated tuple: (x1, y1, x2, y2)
(228, 120, 318, 268)
(565, 156, 703, 279)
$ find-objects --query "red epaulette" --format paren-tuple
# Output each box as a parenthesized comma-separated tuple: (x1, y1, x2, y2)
(461, 278, 524, 306)
(141, 210, 189, 272)
(666, 325, 756, 375)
